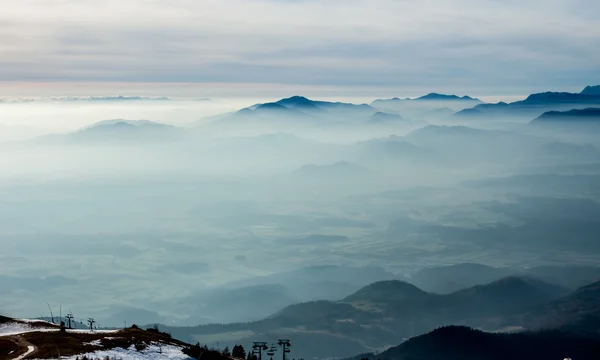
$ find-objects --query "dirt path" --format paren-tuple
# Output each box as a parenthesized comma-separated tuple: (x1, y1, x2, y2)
(6, 336, 37, 360)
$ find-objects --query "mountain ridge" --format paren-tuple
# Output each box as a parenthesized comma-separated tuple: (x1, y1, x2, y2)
(158, 276, 574, 359)
(531, 108, 600, 125)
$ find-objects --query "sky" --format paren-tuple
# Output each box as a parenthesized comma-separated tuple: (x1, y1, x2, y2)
(1, 0, 600, 99)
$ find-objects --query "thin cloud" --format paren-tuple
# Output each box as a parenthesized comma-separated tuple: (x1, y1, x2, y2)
(0, 0, 599, 90)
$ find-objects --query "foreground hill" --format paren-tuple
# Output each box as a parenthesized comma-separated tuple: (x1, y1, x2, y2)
(0, 315, 222, 360)
(356, 326, 600, 360)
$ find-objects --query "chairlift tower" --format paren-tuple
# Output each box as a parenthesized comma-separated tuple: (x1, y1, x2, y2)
(252, 342, 268, 360)
(65, 313, 74, 329)
(266, 344, 277, 360)
(87, 318, 95, 331)
(278, 339, 291, 360)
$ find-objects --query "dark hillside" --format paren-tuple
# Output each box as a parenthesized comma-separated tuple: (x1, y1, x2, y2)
(370, 326, 600, 360)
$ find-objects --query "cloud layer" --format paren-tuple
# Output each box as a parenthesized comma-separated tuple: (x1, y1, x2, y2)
(1, 0, 599, 91)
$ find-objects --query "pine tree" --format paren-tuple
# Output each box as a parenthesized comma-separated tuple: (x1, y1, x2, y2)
(222, 346, 231, 357)
(232, 345, 246, 359)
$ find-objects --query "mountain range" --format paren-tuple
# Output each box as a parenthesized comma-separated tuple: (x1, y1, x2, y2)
(371, 93, 482, 119)
(350, 279, 600, 360)
(218, 96, 377, 126)
(160, 276, 573, 359)
(12, 85, 600, 149)
(454, 86, 600, 119)
(409, 263, 600, 293)
(531, 108, 600, 125)
(581, 85, 600, 95)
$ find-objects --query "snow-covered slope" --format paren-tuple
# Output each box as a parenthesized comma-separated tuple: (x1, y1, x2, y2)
(41, 343, 193, 360)
(0, 321, 58, 337)
(0, 315, 222, 360)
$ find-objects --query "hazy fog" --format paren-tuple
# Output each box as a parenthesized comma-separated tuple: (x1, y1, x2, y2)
(1, 93, 600, 335)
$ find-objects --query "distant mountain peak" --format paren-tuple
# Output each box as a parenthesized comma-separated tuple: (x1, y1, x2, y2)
(344, 279, 429, 303)
(280, 95, 311, 102)
(417, 93, 479, 101)
(369, 111, 406, 122)
(32, 118, 180, 145)
(83, 119, 173, 130)
(581, 85, 600, 95)
(275, 95, 321, 109)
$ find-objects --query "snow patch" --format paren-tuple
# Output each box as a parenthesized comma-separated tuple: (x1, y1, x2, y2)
(16, 318, 56, 325)
(0, 322, 59, 337)
(69, 329, 120, 334)
(13, 345, 35, 360)
(33, 343, 193, 360)
(85, 339, 103, 346)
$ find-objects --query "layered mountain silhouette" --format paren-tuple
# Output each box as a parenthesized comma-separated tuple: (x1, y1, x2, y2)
(531, 108, 600, 125)
(452, 101, 509, 117)
(581, 85, 600, 95)
(343, 280, 600, 360)
(444, 276, 568, 319)
(217, 96, 377, 126)
(368, 111, 411, 124)
(174, 265, 397, 325)
(455, 86, 600, 119)
(373, 93, 481, 104)
(416, 93, 480, 101)
(186, 284, 298, 324)
(410, 263, 600, 293)
(371, 93, 481, 117)
(410, 263, 514, 294)
(524, 280, 600, 334)
(161, 276, 570, 359)
(34, 119, 181, 144)
(272, 96, 374, 114)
